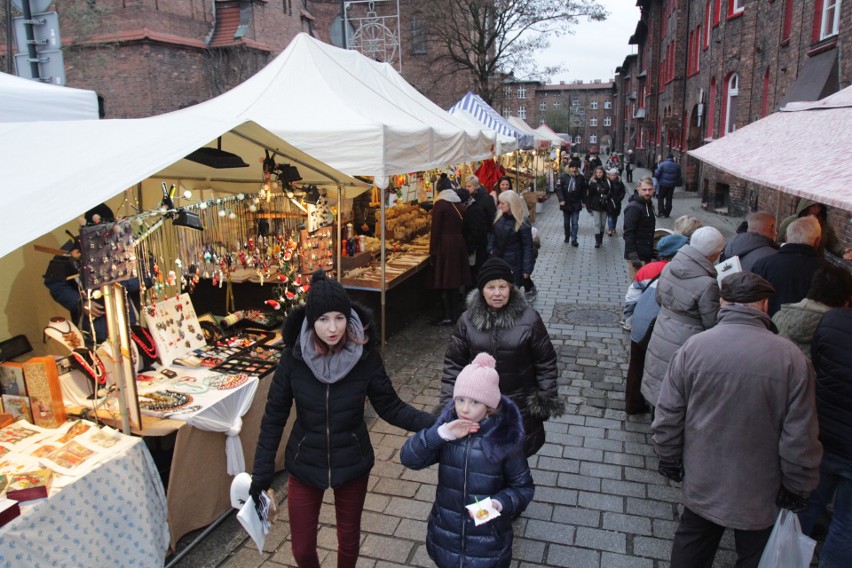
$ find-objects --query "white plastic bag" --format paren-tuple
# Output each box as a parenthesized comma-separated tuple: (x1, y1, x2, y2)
(757, 508, 816, 568)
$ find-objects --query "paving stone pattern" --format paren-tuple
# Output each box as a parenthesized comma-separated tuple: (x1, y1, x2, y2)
(172, 169, 744, 567)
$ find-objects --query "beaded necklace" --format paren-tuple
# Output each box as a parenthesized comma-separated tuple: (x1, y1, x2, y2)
(70, 349, 107, 386)
(139, 390, 192, 412)
(130, 326, 158, 359)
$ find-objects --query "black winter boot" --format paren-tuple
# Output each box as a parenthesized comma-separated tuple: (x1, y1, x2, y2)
(595, 233, 603, 248)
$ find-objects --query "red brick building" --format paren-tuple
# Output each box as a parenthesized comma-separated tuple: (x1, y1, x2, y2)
(616, 0, 850, 248)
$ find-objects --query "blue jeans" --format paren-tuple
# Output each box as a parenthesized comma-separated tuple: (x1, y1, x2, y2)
(608, 213, 619, 231)
(798, 451, 852, 568)
(562, 209, 580, 242)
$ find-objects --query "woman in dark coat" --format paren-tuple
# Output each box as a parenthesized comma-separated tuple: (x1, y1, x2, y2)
(442, 258, 563, 457)
(429, 187, 472, 325)
(488, 190, 534, 289)
(251, 270, 434, 568)
(402, 353, 534, 568)
(586, 166, 611, 248)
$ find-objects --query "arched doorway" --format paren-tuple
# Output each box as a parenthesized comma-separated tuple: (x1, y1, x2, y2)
(684, 104, 703, 192)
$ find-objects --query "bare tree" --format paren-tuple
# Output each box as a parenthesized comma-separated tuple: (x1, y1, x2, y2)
(419, 0, 607, 106)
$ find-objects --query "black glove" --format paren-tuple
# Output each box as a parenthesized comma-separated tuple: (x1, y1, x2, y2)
(658, 458, 684, 482)
(249, 481, 266, 520)
(776, 486, 809, 513)
(628, 253, 643, 269)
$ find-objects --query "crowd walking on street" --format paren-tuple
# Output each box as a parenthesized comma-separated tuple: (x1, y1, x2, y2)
(175, 161, 852, 568)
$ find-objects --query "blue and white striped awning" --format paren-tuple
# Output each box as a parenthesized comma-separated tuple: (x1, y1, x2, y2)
(449, 91, 535, 149)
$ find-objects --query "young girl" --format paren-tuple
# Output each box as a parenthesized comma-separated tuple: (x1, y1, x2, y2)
(401, 352, 534, 568)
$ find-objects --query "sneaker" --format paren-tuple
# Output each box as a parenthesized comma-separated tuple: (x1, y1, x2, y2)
(571, 240, 579, 247)
(621, 321, 632, 331)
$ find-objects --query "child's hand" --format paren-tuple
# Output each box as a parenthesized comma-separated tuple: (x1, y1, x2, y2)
(442, 418, 480, 440)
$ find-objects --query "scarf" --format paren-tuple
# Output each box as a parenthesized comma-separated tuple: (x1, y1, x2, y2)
(298, 309, 365, 384)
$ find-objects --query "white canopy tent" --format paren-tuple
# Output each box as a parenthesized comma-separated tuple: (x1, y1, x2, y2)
(688, 85, 852, 211)
(448, 108, 518, 155)
(0, 71, 99, 122)
(0, 111, 367, 260)
(508, 116, 551, 149)
(534, 124, 565, 147)
(193, 33, 497, 182)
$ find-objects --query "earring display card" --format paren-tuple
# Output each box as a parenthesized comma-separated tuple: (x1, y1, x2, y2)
(79, 220, 136, 291)
(145, 293, 206, 367)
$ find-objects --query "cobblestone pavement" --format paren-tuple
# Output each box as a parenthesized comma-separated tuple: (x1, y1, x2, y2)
(172, 169, 744, 567)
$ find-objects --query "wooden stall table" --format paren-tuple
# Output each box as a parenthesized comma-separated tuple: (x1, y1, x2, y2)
(0, 437, 169, 567)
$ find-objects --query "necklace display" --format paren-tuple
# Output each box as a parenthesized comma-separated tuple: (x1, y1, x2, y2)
(44, 318, 83, 350)
(206, 373, 250, 390)
(139, 390, 192, 412)
(69, 348, 107, 386)
(130, 326, 158, 360)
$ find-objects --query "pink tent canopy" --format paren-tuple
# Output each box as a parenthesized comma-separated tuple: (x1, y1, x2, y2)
(688, 85, 852, 211)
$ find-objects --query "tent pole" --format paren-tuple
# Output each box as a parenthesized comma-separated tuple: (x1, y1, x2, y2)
(380, 184, 387, 349)
(337, 185, 343, 280)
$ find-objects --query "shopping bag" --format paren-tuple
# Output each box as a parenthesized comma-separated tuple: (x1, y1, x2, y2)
(757, 508, 816, 568)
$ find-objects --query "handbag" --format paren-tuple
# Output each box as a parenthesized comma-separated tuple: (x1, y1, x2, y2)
(756, 509, 816, 568)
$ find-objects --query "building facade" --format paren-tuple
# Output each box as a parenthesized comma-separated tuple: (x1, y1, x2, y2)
(501, 79, 616, 153)
(617, 0, 850, 248)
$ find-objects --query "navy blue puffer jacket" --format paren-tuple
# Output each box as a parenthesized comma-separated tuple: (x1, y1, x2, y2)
(654, 158, 682, 188)
(811, 308, 852, 460)
(401, 397, 534, 568)
(487, 214, 534, 286)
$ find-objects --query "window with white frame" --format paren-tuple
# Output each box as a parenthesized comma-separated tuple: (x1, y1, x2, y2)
(518, 106, 526, 119)
(604, 100, 612, 109)
(589, 134, 598, 143)
(574, 135, 582, 144)
(590, 100, 598, 109)
(504, 87, 513, 99)
(589, 117, 598, 127)
(518, 86, 527, 99)
(820, 0, 841, 39)
(604, 116, 612, 126)
(553, 100, 561, 109)
(724, 73, 739, 135)
(539, 102, 546, 111)
(730, 0, 745, 15)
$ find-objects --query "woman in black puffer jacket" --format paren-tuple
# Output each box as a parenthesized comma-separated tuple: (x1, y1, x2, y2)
(251, 270, 434, 568)
(442, 258, 563, 457)
(488, 190, 535, 291)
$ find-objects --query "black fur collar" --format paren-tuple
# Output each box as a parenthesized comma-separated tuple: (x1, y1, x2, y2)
(464, 288, 528, 331)
(437, 396, 525, 463)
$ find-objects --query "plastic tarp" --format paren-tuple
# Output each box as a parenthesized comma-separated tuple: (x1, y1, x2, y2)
(193, 33, 496, 181)
(688, 85, 852, 211)
(508, 116, 551, 149)
(0, 71, 99, 122)
(0, 111, 367, 260)
(449, 91, 534, 149)
(534, 123, 565, 147)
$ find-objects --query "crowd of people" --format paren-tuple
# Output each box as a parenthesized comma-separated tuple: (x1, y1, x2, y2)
(246, 157, 851, 568)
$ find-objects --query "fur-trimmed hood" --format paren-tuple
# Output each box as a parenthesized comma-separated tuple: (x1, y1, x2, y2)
(281, 302, 378, 355)
(464, 287, 528, 332)
(437, 395, 525, 463)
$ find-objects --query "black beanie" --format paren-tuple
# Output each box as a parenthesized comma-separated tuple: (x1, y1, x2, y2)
(477, 257, 514, 291)
(305, 270, 352, 325)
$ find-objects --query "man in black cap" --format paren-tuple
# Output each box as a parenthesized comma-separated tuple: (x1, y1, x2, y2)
(554, 159, 587, 246)
(653, 271, 822, 568)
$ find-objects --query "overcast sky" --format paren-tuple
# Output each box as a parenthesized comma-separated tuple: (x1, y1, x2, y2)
(533, 0, 641, 83)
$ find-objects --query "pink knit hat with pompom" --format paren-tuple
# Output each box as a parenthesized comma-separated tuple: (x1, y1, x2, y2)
(453, 352, 501, 409)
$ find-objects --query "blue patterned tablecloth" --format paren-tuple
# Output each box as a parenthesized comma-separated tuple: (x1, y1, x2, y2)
(0, 438, 169, 567)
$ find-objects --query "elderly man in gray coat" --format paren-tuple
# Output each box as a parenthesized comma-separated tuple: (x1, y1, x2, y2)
(653, 272, 822, 568)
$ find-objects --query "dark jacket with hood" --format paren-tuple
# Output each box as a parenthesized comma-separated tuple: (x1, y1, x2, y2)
(721, 231, 779, 272)
(811, 308, 852, 460)
(654, 157, 682, 188)
(777, 198, 846, 257)
(401, 397, 534, 568)
(487, 214, 534, 285)
(252, 304, 434, 491)
(463, 187, 498, 274)
(586, 176, 612, 212)
(442, 289, 562, 457)
(622, 193, 656, 261)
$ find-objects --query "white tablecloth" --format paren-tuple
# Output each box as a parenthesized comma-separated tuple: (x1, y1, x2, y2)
(0, 438, 168, 567)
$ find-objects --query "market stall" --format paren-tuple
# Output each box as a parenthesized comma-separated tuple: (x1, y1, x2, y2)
(0, 71, 99, 122)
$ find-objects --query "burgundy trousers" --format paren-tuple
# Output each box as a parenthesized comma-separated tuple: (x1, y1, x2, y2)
(288, 474, 369, 568)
